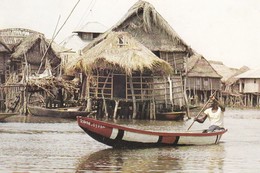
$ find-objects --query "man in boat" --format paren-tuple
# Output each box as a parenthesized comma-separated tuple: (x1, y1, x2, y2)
(194, 96, 225, 133)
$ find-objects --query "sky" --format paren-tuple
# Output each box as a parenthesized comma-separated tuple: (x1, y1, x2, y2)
(1, 0, 260, 69)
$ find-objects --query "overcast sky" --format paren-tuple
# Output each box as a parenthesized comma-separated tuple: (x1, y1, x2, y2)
(1, 0, 260, 69)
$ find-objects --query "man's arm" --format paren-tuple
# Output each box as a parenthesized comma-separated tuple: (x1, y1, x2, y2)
(194, 113, 207, 123)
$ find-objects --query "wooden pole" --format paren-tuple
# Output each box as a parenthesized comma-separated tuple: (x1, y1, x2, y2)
(129, 76, 137, 119)
(113, 100, 119, 119)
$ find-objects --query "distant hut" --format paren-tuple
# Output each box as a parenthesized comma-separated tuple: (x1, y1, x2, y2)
(82, 0, 193, 110)
(60, 22, 108, 79)
(236, 69, 260, 107)
(0, 39, 11, 84)
(0, 28, 42, 48)
(61, 21, 107, 53)
(185, 54, 222, 104)
(10, 33, 61, 78)
(223, 66, 249, 106)
(69, 32, 173, 119)
(0, 29, 61, 113)
(0, 39, 11, 110)
(210, 60, 250, 106)
(0, 28, 43, 112)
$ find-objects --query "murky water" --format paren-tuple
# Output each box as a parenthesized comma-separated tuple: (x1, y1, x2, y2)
(1, 108, 260, 172)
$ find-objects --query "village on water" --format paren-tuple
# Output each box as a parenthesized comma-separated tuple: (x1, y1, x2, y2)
(0, 0, 258, 121)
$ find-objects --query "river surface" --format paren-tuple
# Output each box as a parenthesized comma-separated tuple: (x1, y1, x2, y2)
(1, 108, 260, 173)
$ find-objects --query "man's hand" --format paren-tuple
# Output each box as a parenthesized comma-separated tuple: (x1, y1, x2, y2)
(210, 96, 216, 101)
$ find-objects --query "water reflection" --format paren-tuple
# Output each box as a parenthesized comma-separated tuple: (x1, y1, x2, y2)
(76, 144, 225, 172)
(76, 148, 181, 172)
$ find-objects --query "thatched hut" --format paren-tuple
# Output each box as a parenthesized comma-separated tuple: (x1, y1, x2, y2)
(0, 39, 11, 84)
(221, 66, 249, 106)
(209, 60, 250, 106)
(61, 21, 107, 52)
(70, 32, 173, 119)
(10, 33, 61, 78)
(0, 39, 12, 110)
(0, 29, 62, 113)
(0, 28, 42, 47)
(185, 54, 222, 104)
(0, 28, 43, 112)
(82, 0, 193, 110)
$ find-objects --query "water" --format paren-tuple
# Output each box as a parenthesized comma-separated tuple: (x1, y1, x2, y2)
(1, 109, 260, 172)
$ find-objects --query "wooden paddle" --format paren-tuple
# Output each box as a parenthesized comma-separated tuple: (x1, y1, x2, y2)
(187, 90, 217, 131)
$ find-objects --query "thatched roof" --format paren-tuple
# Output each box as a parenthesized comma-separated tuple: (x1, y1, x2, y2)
(209, 60, 240, 82)
(226, 66, 250, 85)
(186, 54, 222, 78)
(0, 28, 42, 46)
(68, 32, 173, 76)
(11, 34, 61, 66)
(82, 0, 192, 54)
(235, 68, 260, 79)
(0, 39, 11, 52)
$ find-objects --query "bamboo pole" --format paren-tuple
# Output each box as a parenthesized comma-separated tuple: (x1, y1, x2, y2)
(187, 90, 217, 131)
(38, 0, 80, 73)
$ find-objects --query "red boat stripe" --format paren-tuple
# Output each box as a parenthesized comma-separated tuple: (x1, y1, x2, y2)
(161, 136, 177, 144)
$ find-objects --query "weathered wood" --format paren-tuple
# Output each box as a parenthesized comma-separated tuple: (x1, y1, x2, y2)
(113, 100, 119, 119)
(129, 76, 137, 119)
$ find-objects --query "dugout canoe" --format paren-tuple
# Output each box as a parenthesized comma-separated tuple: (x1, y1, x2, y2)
(28, 105, 91, 119)
(156, 111, 185, 121)
(77, 116, 227, 148)
(0, 112, 19, 122)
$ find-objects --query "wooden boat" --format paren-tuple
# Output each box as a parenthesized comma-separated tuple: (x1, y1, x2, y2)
(28, 105, 91, 119)
(0, 112, 19, 121)
(77, 116, 227, 148)
(156, 111, 185, 121)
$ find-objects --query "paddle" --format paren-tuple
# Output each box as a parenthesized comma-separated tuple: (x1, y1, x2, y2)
(187, 90, 217, 131)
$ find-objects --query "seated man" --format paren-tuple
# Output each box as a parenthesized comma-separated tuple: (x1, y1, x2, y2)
(195, 96, 225, 133)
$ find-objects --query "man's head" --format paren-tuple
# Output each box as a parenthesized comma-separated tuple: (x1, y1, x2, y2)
(210, 100, 218, 109)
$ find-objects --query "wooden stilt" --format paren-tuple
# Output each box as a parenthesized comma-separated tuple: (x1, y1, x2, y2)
(129, 76, 137, 119)
(113, 100, 119, 119)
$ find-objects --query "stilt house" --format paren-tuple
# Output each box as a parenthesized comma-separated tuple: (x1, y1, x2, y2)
(185, 54, 222, 104)
(0, 28, 61, 113)
(236, 69, 260, 107)
(0, 39, 11, 110)
(210, 60, 250, 106)
(70, 32, 173, 119)
(82, 0, 193, 111)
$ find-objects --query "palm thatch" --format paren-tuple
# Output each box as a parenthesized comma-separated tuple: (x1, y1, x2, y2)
(82, 0, 192, 53)
(69, 32, 173, 76)
(11, 34, 60, 67)
(209, 60, 239, 82)
(186, 54, 222, 78)
(226, 66, 250, 85)
(0, 39, 11, 52)
(0, 28, 42, 46)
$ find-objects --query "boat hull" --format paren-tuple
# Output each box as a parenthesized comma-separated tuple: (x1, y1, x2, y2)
(156, 111, 185, 121)
(28, 105, 90, 119)
(0, 113, 19, 121)
(77, 116, 227, 148)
